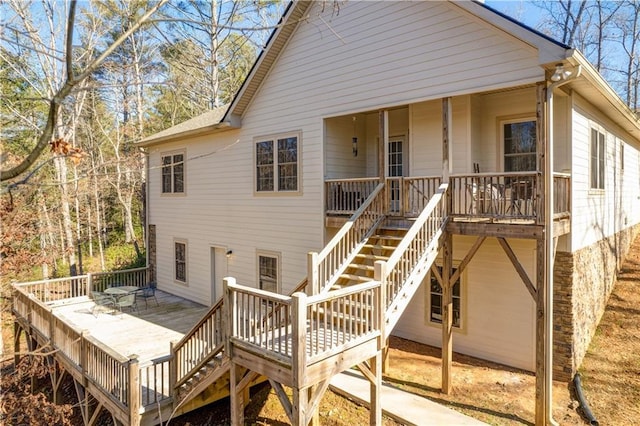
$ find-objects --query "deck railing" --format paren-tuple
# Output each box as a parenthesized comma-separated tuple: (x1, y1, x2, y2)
(140, 355, 172, 406)
(11, 269, 159, 421)
(91, 266, 149, 291)
(173, 298, 226, 388)
(325, 177, 379, 214)
(311, 183, 386, 294)
(328, 173, 571, 223)
(553, 172, 571, 217)
(225, 279, 382, 371)
(449, 172, 540, 220)
(305, 280, 382, 363)
(386, 176, 442, 217)
(378, 184, 448, 333)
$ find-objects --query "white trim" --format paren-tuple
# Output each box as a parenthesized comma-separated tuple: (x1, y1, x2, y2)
(173, 239, 188, 285)
(256, 250, 281, 293)
(253, 130, 302, 196)
(160, 149, 186, 196)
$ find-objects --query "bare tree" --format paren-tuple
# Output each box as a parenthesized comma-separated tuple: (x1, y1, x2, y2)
(0, 0, 168, 183)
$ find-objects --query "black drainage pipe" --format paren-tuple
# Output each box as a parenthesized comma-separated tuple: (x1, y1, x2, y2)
(573, 373, 599, 426)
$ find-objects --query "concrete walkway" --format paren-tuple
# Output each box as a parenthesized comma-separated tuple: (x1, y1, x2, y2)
(330, 370, 487, 425)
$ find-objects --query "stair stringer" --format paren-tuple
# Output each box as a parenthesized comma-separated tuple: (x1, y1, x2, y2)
(384, 228, 446, 336)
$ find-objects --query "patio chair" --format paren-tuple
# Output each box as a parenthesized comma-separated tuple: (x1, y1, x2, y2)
(114, 292, 137, 313)
(91, 291, 117, 316)
(136, 282, 159, 308)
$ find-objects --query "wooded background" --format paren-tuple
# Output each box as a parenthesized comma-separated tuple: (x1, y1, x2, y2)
(1, 0, 639, 282)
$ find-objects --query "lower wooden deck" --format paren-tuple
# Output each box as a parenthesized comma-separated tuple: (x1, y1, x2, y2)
(51, 290, 208, 362)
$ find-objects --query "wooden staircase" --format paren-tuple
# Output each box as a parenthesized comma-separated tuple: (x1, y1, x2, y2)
(171, 183, 449, 424)
(334, 223, 408, 289)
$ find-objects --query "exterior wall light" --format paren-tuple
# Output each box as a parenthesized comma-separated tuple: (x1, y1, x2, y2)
(226, 249, 233, 258)
(551, 63, 572, 82)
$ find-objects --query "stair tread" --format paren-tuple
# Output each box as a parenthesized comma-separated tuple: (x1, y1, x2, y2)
(347, 263, 375, 271)
(363, 243, 397, 250)
(339, 273, 373, 282)
(355, 253, 389, 261)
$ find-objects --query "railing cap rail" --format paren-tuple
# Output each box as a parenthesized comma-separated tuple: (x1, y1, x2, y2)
(450, 171, 539, 178)
(226, 282, 292, 304)
(324, 177, 379, 183)
(12, 275, 90, 288)
(91, 266, 148, 277)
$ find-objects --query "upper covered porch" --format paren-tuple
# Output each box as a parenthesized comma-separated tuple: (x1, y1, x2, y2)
(323, 85, 571, 236)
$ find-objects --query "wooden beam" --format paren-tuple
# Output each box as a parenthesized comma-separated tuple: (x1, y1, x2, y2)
(496, 237, 537, 300)
(230, 364, 244, 426)
(442, 98, 451, 182)
(378, 110, 385, 183)
(269, 379, 293, 422)
(370, 352, 382, 426)
(308, 379, 331, 425)
(441, 232, 453, 394)
(356, 361, 376, 384)
(535, 238, 546, 426)
(447, 221, 543, 239)
(450, 236, 486, 284)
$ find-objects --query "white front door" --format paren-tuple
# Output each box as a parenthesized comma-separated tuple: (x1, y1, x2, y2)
(210, 247, 226, 305)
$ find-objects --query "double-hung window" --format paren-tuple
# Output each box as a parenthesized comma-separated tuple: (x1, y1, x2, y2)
(255, 132, 300, 193)
(257, 252, 279, 293)
(590, 128, 606, 190)
(175, 241, 187, 283)
(503, 119, 536, 172)
(162, 152, 185, 194)
(428, 265, 462, 329)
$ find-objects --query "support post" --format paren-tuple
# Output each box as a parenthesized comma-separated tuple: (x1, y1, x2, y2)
(442, 97, 452, 183)
(14, 322, 21, 366)
(169, 341, 177, 398)
(441, 232, 453, 394)
(370, 352, 382, 425)
(307, 252, 319, 295)
(378, 110, 386, 183)
(128, 355, 140, 426)
(535, 238, 546, 425)
(230, 364, 241, 426)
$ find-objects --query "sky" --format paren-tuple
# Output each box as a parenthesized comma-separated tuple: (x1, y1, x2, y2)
(483, 1, 545, 29)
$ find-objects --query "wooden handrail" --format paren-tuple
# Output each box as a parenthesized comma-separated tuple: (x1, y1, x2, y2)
(379, 184, 449, 335)
(312, 183, 386, 293)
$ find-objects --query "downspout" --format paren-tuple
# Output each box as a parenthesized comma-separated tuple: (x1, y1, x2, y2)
(143, 147, 150, 280)
(545, 63, 581, 425)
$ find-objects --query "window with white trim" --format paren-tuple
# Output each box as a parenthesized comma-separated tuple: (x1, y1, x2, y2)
(175, 241, 187, 283)
(255, 133, 299, 193)
(502, 119, 537, 172)
(162, 152, 185, 194)
(590, 128, 605, 190)
(428, 265, 462, 329)
(257, 252, 279, 293)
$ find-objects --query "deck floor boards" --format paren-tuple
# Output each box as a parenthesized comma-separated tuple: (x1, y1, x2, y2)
(50, 290, 209, 365)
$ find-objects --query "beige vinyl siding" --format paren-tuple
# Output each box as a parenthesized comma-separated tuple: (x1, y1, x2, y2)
(570, 93, 640, 252)
(247, 1, 542, 125)
(148, 129, 324, 302)
(394, 236, 536, 371)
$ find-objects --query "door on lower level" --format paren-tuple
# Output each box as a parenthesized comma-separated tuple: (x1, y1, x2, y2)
(210, 247, 226, 305)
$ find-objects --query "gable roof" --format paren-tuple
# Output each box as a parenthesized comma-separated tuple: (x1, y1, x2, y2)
(141, 0, 640, 145)
(138, 107, 228, 147)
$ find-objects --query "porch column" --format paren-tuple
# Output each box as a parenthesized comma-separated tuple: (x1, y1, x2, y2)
(378, 110, 387, 183)
(442, 98, 452, 183)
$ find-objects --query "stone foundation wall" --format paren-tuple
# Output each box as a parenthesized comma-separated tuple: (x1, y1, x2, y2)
(553, 224, 640, 382)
